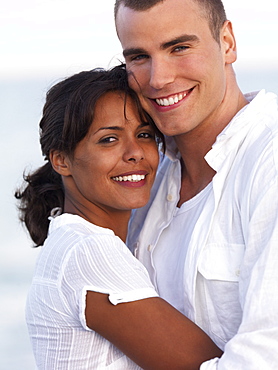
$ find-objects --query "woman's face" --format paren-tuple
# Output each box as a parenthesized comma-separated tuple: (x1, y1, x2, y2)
(64, 91, 159, 215)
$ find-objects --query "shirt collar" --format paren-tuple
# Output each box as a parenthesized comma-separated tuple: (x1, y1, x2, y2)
(48, 213, 114, 236)
(163, 90, 277, 170)
(164, 135, 181, 161)
(206, 90, 277, 171)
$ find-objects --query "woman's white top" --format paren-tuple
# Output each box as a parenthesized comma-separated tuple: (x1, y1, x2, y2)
(26, 213, 158, 369)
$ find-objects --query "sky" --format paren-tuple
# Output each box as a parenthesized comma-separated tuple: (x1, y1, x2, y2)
(1, 0, 278, 80)
(1, 0, 121, 79)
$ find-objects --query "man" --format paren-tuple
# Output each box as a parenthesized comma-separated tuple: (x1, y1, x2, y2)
(114, 0, 278, 368)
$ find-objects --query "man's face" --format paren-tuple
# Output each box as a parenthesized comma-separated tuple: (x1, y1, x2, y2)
(116, 0, 236, 138)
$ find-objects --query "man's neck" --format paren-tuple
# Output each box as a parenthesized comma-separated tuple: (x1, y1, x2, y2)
(175, 87, 248, 206)
(177, 155, 215, 206)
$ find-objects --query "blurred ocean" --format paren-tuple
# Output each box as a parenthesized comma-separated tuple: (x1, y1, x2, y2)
(1, 67, 278, 369)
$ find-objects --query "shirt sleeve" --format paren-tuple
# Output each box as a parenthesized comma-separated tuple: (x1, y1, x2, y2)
(59, 232, 158, 330)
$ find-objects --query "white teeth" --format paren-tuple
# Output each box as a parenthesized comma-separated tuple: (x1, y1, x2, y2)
(156, 92, 187, 106)
(112, 174, 146, 182)
(168, 97, 175, 105)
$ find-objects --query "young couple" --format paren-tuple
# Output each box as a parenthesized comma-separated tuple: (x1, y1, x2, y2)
(16, 0, 278, 368)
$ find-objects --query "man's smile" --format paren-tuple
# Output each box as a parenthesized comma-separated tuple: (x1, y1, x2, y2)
(153, 88, 195, 107)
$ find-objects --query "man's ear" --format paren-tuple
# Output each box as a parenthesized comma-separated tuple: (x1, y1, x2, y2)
(49, 150, 72, 176)
(221, 20, 237, 64)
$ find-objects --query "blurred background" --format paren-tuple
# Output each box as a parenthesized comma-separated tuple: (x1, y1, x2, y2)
(1, 1, 277, 368)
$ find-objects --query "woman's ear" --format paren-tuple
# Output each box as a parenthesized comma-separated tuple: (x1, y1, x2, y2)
(221, 20, 237, 64)
(49, 150, 72, 176)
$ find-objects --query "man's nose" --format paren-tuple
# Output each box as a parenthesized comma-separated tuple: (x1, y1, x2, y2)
(149, 57, 175, 90)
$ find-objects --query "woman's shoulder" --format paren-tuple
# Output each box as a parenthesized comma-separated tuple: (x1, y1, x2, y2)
(49, 213, 115, 238)
(47, 213, 134, 266)
(38, 214, 119, 270)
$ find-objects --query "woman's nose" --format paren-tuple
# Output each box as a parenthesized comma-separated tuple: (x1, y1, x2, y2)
(123, 141, 145, 163)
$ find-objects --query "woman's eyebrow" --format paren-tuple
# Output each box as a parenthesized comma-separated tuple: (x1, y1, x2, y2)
(92, 126, 124, 135)
(93, 122, 149, 135)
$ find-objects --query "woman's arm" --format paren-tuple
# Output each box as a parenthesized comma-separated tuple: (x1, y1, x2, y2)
(86, 291, 222, 370)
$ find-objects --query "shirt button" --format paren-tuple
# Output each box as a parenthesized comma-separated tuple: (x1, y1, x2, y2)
(235, 269, 240, 277)
(147, 244, 152, 252)
(133, 242, 139, 257)
(167, 194, 173, 201)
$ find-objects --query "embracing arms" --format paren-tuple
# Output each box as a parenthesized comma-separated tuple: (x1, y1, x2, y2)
(86, 292, 222, 370)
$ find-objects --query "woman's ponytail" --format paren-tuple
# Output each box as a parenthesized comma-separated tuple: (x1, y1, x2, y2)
(15, 162, 64, 247)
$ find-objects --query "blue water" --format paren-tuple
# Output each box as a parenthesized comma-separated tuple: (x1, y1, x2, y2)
(1, 68, 278, 369)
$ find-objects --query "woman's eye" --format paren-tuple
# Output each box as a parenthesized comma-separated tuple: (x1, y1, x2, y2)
(138, 132, 154, 139)
(99, 136, 117, 144)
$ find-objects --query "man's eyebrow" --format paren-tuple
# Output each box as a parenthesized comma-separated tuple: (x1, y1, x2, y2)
(123, 48, 147, 58)
(161, 34, 200, 49)
(123, 34, 199, 58)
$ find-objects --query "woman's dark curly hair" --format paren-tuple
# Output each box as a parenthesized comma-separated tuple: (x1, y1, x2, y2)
(15, 64, 163, 247)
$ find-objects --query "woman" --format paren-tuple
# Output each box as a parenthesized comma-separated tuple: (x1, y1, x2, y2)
(15, 65, 222, 369)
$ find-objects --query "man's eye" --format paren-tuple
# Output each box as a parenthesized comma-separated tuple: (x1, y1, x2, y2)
(174, 45, 189, 52)
(131, 54, 149, 61)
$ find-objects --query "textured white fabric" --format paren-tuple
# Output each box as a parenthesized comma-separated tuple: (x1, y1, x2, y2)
(128, 90, 278, 369)
(153, 182, 213, 314)
(26, 213, 158, 369)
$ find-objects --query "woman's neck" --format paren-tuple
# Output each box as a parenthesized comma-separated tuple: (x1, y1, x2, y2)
(64, 197, 131, 242)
